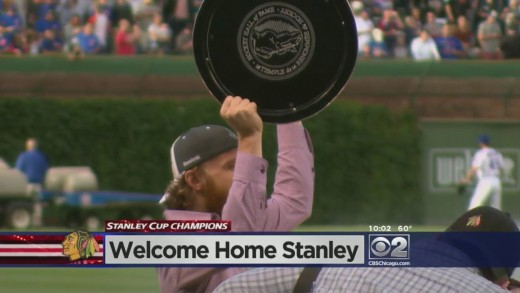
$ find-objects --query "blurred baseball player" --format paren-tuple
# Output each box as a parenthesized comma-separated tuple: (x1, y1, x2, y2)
(461, 134, 504, 210)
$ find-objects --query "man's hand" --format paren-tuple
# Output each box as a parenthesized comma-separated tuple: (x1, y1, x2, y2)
(460, 177, 471, 185)
(220, 96, 263, 139)
(220, 96, 263, 156)
(456, 182, 467, 196)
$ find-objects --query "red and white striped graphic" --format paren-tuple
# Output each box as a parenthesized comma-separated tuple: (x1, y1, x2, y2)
(0, 233, 104, 265)
(0, 244, 104, 257)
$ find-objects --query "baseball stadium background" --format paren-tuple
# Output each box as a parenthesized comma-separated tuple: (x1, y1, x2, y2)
(0, 56, 519, 292)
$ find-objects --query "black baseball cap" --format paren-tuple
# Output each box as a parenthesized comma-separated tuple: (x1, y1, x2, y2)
(446, 206, 518, 234)
(444, 206, 520, 281)
(170, 125, 238, 178)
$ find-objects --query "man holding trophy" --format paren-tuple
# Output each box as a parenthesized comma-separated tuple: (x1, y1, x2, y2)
(157, 0, 358, 290)
(157, 96, 315, 292)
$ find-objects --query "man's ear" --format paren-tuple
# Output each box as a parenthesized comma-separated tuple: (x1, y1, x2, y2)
(184, 169, 203, 192)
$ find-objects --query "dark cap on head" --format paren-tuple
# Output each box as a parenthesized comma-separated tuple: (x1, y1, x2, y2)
(170, 125, 237, 178)
(446, 206, 518, 233)
(445, 206, 519, 281)
(478, 134, 490, 145)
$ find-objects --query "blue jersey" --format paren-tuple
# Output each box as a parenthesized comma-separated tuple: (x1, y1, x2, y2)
(0, 13, 22, 31)
(34, 19, 61, 33)
(77, 33, 100, 54)
(434, 36, 464, 60)
(39, 38, 62, 52)
(15, 150, 49, 184)
(37, 3, 57, 19)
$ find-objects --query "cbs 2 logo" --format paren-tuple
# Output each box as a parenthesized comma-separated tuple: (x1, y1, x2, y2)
(369, 234, 410, 259)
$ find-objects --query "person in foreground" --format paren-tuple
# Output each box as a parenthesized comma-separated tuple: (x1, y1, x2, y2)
(156, 96, 315, 292)
(213, 206, 520, 293)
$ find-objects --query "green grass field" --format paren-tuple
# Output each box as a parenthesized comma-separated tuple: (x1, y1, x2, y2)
(0, 268, 159, 293)
(2, 225, 519, 293)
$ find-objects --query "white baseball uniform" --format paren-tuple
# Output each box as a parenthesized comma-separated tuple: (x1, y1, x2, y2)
(468, 147, 504, 210)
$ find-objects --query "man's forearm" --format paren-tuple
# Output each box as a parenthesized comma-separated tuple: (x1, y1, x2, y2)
(237, 134, 262, 157)
(463, 167, 477, 182)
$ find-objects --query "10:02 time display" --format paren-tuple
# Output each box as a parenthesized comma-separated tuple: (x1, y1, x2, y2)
(369, 225, 392, 232)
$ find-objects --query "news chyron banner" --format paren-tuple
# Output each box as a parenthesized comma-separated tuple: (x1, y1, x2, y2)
(1, 221, 519, 268)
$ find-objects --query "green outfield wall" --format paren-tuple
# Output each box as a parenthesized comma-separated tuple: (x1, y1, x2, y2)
(0, 98, 421, 225)
(1, 56, 520, 78)
(421, 120, 520, 224)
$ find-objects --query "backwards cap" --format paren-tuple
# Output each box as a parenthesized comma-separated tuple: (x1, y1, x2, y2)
(160, 125, 237, 205)
(170, 125, 238, 179)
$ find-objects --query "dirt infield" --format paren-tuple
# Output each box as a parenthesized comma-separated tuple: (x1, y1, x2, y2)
(0, 73, 518, 119)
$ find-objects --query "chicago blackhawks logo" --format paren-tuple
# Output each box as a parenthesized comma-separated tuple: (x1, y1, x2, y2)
(62, 230, 100, 261)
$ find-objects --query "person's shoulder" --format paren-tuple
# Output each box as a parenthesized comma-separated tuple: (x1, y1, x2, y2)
(490, 148, 503, 155)
(474, 148, 487, 155)
(472, 149, 486, 161)
(426, 37, 436, 43)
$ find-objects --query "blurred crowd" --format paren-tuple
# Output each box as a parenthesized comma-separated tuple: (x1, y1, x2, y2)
(1, 0, 519, 60)
(0, 0, 197, 58)
(353, 0, 520, 60)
